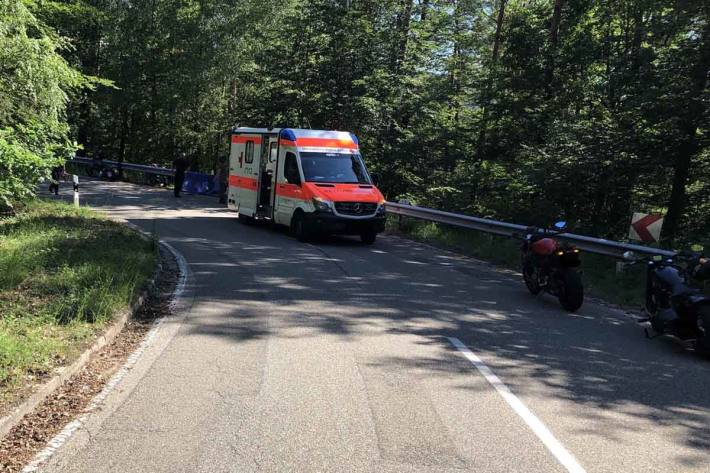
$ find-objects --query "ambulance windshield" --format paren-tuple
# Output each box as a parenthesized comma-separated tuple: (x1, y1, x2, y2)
(299, 152, 371, 184)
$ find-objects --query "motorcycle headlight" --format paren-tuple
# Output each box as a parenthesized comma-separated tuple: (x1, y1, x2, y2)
(312, 197, 333, 213)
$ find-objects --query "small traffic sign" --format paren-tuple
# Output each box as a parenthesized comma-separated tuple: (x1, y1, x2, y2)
(629, 213, 663, 243)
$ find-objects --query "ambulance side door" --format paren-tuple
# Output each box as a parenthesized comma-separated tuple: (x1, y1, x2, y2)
(275, 150, 301, 225)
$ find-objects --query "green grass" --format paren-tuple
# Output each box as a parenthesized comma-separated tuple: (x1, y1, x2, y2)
(388, 218, 648, 307)
(0, 200, 156, 400)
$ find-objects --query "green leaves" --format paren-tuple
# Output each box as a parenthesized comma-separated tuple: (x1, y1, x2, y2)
(4, 0, 706, 243)
(0, 0, 93, 208)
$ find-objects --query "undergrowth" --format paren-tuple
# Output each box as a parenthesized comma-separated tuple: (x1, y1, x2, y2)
(0, 200, 155, 401)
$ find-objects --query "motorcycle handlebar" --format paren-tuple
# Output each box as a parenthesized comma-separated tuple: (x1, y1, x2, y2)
(626, 253, 702, 268)
(521, 226, 568, 237)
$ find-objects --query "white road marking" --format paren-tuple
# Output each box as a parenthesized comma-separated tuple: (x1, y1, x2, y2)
(22, 241, 189, 473)
(161, 241, 189, 312)
(447, 337, 587, 473)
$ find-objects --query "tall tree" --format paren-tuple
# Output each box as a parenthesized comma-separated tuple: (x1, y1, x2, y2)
(0, 0, 97, 209)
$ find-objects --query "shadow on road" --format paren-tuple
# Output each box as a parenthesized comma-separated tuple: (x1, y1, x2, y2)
(74, 179, 710, 468)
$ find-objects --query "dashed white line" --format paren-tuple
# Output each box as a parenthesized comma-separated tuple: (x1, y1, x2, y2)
(447, 337, 587, 473)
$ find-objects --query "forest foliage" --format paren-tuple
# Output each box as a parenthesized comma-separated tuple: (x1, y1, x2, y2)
(0, 0, 107, 209)
(1, 0, 708, 244)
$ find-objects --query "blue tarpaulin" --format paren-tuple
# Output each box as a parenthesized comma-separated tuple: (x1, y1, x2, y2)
(181, 172, 220, 195)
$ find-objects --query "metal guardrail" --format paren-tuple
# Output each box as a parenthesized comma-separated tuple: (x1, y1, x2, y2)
(385, 202, 677, 259)
(69, 157, 175, 177)
(67, 157, 675, 259)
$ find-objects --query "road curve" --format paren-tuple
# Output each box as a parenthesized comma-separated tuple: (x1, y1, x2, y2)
(37, 180, 710, 473)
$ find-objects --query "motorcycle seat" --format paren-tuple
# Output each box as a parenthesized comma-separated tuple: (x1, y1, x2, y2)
(531, 238, 557, 256)
(671, 283, 699, 298)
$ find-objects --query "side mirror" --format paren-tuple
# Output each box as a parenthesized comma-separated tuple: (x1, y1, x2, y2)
(622, 251, 635, 260)
(370, 172, 379, 186)
(553, 221, 567, 230)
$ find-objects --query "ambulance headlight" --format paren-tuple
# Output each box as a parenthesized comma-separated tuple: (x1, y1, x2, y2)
(312, 197, 333, 213)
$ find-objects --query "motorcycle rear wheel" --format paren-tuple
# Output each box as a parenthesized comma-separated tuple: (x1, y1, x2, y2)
(695, 305, 710, 355)
(522, 261, 542, 295)
(557, 269, 584, 312)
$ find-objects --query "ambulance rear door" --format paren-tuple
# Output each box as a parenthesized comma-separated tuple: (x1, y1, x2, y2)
(233, 134, 261, 216)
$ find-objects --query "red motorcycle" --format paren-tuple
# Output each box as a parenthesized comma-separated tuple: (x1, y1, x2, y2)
(520, 221, 584, 312)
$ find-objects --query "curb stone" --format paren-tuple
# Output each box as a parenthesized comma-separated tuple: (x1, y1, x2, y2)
(0, 223, 164, 440)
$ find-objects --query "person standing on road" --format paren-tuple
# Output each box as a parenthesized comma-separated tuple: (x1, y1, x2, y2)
(48, 164, 64, 195)
(173, 152, 188, 198)
(216, 156, 228, 204)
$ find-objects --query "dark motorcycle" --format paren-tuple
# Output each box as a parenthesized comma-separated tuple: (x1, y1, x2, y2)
(519, 221, 584, 312)
(624, 247, 710, 353)
(147, 164, 167, 187)
(99, 166, 119, 181)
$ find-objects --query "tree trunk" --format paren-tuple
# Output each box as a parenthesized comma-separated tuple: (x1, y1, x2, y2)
(661, 19, 710, 241)
(630, 4, 644, 75)
(394, 0, 414, 74)
(491, 0, 507, 62)
(117, 107, 129, 179)
(549, 0, 563, 50)
(662, 131, 695, 242)
(229, 79, 237, 114)
(545, 0, 564, 92)
(421, 0, 429, 21)
(477, 0, 507, 159)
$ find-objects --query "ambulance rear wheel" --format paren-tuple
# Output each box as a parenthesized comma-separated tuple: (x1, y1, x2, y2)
(360, 229, 377, 245)
(291, 213, 311, 242)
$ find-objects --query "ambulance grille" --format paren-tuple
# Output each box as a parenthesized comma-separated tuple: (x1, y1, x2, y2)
(334, 202, 377, 216)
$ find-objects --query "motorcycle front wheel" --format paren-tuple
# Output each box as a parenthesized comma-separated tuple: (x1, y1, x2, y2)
(557, 269, 584, 312)
(522, 261, 542, 295)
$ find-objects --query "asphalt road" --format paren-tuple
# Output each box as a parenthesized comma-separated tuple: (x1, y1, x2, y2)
(37, 180, 710, 473)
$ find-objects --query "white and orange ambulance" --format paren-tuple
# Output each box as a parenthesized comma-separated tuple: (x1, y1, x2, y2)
(227, 128, 386, 243)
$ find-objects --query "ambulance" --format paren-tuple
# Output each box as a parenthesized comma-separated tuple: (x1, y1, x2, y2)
(227, 127, 387, 244)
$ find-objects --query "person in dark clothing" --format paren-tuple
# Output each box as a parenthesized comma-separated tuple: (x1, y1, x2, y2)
(172, 153, 189, 197)
(48, 165, 64, 195)
(216, 157, 228, 204)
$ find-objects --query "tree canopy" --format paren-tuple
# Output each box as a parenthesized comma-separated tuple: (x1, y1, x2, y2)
(1, 0, 708, 244)
(1, 0, 80, 208)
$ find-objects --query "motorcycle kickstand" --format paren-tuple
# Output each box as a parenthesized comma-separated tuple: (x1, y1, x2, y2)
(644, 327, 663, 339)
(636, 316, 660, 339)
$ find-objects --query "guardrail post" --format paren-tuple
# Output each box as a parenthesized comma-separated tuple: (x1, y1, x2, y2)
(397, 199, 410, 231)
(72, 175, 79, 207)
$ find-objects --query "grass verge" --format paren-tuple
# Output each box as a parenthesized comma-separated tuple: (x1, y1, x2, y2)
(387, 218, 648, 308)
(0, 199, 156, 408)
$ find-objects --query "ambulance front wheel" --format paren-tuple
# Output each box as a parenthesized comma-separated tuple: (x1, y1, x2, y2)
(360, 229, 377, 245)
(291, 212, 311, 242)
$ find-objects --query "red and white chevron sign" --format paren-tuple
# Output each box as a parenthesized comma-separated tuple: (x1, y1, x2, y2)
(628, 213, 663, 243)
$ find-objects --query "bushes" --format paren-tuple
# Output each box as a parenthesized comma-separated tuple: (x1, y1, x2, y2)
(0, 0, 93, 210)
(0, 132, 61, 211)
(0, 200, 155, 392)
